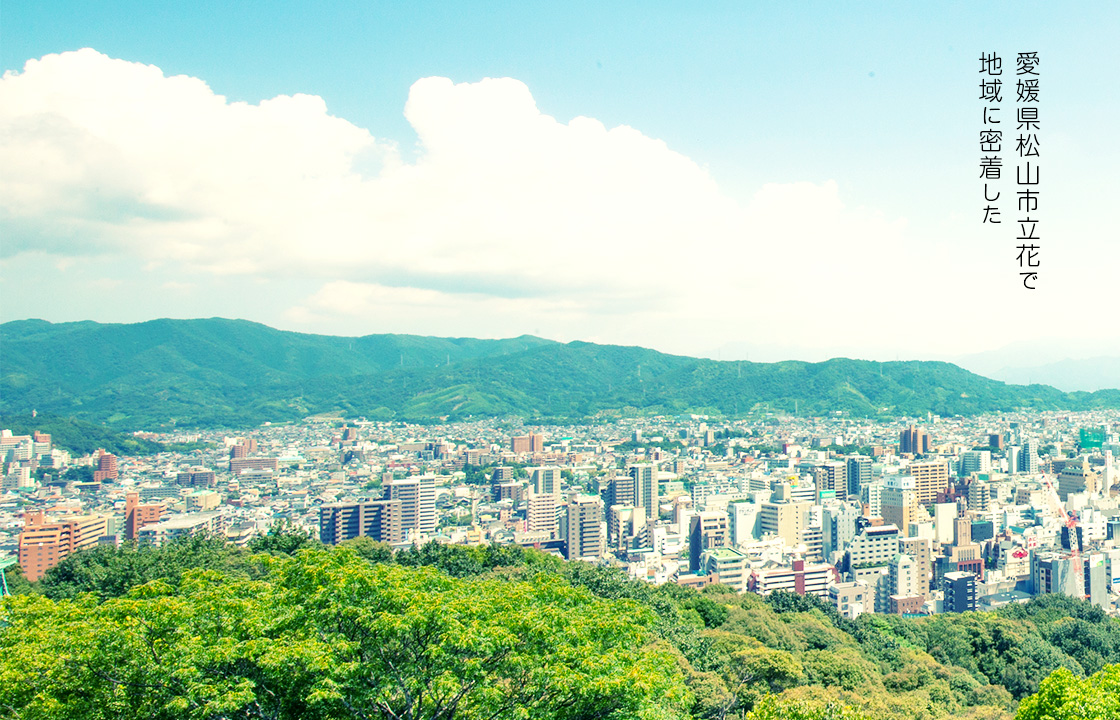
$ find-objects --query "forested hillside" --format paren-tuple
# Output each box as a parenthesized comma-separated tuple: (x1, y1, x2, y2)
(3, 319, 1118, 429)
(4, 534, 1119, 720)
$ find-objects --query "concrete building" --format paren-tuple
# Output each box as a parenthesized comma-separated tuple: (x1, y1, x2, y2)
(899, 536, 932, 598)
(527, 490, 558, 538)
(627, 463, 659, 520)
(943, 571, 978, 613)
(908, 461, 949, 505)
(846, 456, 872, 497)
(1057, 458, 1099, 500)
(900, 425, 931, 455)
(529, 466, 562, 496)
(137, 511, 226, 546)
(565, 494, 603, 560)
(17, 512, 109, 581)
(124, 491, 164, 540)
(689, 511, 729, 573)
(759, 500, 810, 548)
(700, 547, 749, 592)
(319, 500, 402, 544)
(388, 475, 437, 540)
(748, 559, 833, 598)
(829, 580, 870, 619)
(882, 475, 920, 536)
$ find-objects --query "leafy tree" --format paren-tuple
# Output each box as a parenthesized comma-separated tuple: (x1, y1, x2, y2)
(0, 549, 692, 720)
(248, 519, 318, 555)
(1015, 664, 1120, 720)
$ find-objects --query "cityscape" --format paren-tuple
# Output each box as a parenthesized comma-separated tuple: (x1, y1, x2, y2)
(3, 2, 1120, 718)
(7, 408, 1119, 617)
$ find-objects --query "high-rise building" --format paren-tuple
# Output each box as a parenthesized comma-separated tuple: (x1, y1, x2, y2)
(908, 461, 949, 505)
(527, 491, 558, 538)
(124, 492, 164, 540)
(319, 501, 402, 544)
(689, 511, 729, 573)
(822, 503, 860, 559)
(846, 456, 872, 497)
(899, 536, 932, 598)
(960, 450, 992, 476)
(814, 462, 847, 495)
(759, 500, 810, 549)
(565, 494, 603, 560)
(627, 463, 659, 520)
(942, 571, 978, 613)
(529, 466, 562, 496)
(1006, 446, 1021, 475)
(882, 475, 920, 536)
(1019, 439, 1040, 474)
(900, 426, 931, 455)
(888, 553, 924, 614)
(1057, 457, 1099, 500)
(388, 475, 437, 540)
(18, 512, 110, 581)
(967, 480, 991, 512)
(93, 450, 118, 482)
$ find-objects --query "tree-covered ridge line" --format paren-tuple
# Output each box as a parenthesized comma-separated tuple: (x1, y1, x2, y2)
(4, 532, 1120, 719)
(3, 318, 1118, 429)
(0, 414, 210, 457)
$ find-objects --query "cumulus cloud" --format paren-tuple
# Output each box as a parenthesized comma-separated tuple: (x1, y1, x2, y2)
(1, 49, 923, 355)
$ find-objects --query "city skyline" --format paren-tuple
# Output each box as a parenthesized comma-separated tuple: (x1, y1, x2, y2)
(3, 2, 1118, 375)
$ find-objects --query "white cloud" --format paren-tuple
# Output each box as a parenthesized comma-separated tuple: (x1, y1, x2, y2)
(3, 49, 942, 357)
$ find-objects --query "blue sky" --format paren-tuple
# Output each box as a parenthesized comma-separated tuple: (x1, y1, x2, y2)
(2, 2, 1118, 368)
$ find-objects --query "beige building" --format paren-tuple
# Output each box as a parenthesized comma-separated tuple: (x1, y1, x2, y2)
(565, 494, 603, 560)
(1057, 458, 1099, 500)
(882, 475, 920, 535)
(908, 461, 949, 505)
(759, 500, 810, 548)
(18, 512, 109, 581)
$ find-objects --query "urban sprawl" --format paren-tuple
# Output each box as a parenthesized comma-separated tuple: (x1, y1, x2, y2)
(5, 410, 1120, 616)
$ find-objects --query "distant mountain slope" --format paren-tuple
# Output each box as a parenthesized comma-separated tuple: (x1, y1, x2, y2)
(3, 319, 1117, 428)
(992, 356, 1120, 393)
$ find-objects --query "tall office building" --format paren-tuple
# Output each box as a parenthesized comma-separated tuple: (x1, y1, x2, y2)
(900, 426, 931, 455)
(388, 475, 437, 540)
(1019, 439, 1040, 474)
(526, 491, 558, 537)
(960, 450, 992, 476)
(18, 512, 109, 581)
(759, 500, 810, 549)
(124, 492, 164, 540)
(319, 501, 402, 544)
(967, 480, 991, 512)
(942, 571, 978, 613)
(565, 494, 603, 560)
(627, 463, 659, 520)
(881, 475, 920, 536)
(814, 462, 847, 495)
(93, 450, 118, 482)
(908, 461, 949, 505)
(689, 511, 730, 573)
(529, 466, 562, 496)
(846, 456, 872, 497)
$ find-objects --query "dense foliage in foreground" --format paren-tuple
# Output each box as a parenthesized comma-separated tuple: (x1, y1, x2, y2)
(4, 534, 1120, 720)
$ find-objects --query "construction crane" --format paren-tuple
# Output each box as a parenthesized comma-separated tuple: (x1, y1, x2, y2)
(1042, 476, 1085, 600)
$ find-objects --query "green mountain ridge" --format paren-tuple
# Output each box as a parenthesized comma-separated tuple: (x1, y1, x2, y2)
(2, 318, 1117, 429)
